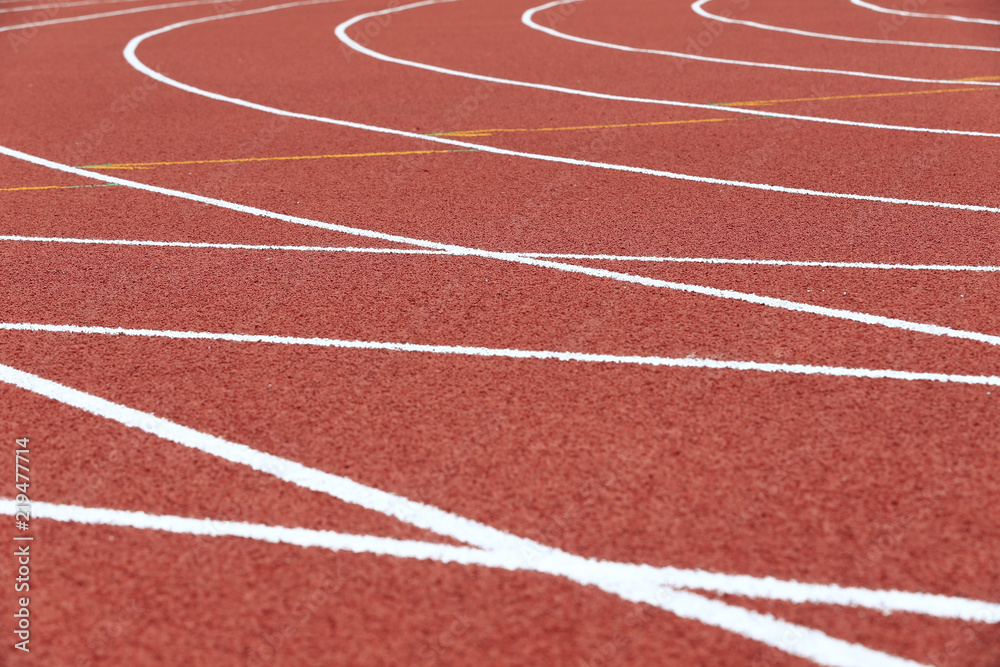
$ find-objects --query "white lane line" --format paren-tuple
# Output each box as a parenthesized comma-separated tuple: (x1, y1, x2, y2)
(5, 144, 1000, 349)
(0, 235, 444, 254)
(118, 3, 1000, 209)
(333, 0, 1000, 138)
(3, 498, 998, 624)
(522, 252, 1000, 272)
(0, 369, 940, 666)
(0, 0, 149, 15)
(6, 235, 1000, 272)
(524, 0, 1000, 87)
(0, 0, 236, 34)
(5, 321, 1000, 386)
(850, 0, 1000, 27)
(692, 0, 1000, 52)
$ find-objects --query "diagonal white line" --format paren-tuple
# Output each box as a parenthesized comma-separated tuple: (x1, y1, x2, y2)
(0, 368, 942, 666)
(4, 144, 1000, 349)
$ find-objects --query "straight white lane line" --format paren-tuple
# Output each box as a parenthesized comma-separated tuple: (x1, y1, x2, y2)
(524, 0, 1000, 87)
(3, 499, 997, 624)
(0, 0, 235, 34)
(7, 235, 1000, 272)
(0, 235, 444, 254)
(0, 0, 148, 14)
(0, 370, 939, 666)
(5, 144, 1000, 349)
(521, 252, 1000, 272)
(850, 0, 1000, 27)
(4, 321, 1000, 387)
(333, 0, 1000, 138)
(693, 0, 1000, 52)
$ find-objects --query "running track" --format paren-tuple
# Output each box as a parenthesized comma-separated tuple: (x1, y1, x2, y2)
(1, 0, 1000, 664)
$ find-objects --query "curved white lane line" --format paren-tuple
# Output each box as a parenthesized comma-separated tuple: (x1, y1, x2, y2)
(333, 0, 1000, 139)
(122, 2, 1000, 212)
(4, 499, 998, 624)
(850, 0, 1000, 26)
(0, 365, 937, 666)
(524, 0, 1000, 87)
(6, 143, 1000, 349)
(693, 0, 1000, 52)
(8, 235, 1000, 272)
(0, 0, 235, 35)
(6, 321, 1000, 386)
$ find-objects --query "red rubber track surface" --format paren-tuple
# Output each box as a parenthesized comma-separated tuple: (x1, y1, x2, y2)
(2, 0, 1000, 665)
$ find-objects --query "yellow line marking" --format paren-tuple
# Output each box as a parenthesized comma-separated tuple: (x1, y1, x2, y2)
(75, 78, 1000, 172)
(0, 184, 70, 192)
(0, 183, 117, 193)
(441, 83, 998, 134)
(713, 85, 993, 108)
(83, 148, 469, 170)
(435, 116, 735, 137)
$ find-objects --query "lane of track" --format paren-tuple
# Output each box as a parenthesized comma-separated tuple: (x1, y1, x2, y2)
(5, 0, 1000, 659)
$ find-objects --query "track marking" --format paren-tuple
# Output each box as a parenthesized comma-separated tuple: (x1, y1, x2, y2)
(8, 142, 1000, 348)
(2, 499, 997, 624)
(81, 148, 475, 170)
(0, 182, 117, 192)
(4, 234, 1000, 272)
(0, 0, 239, 35)
(525, 0, 1000, 87)
(113, 2, 1000, 216)
(521, 252, 1000, 272)
(334, 0, 1000, 138)
(850, 0, 1000, 26)
(0, 235, 442, 253)
(692, 0, 1000, 52)
(713, 86, 993, 108)
(7, 143, 1000, 349)
(436, 85, 997, 136)
(0, 0, 149, 13)
(434, 116, 737, 136)
(5, 321, 1000, 387)
(0, 366, 950, 666)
